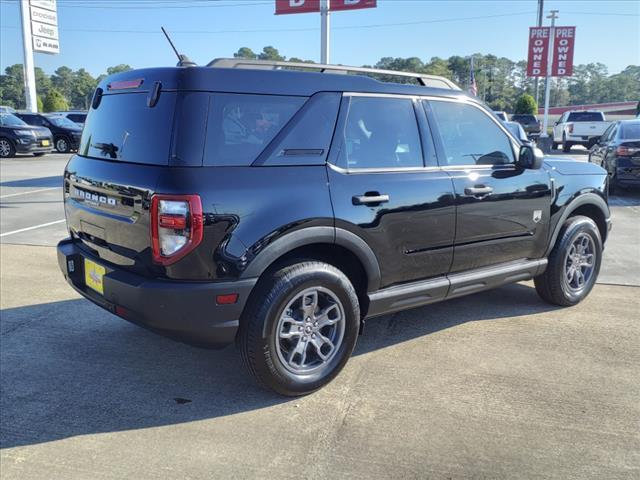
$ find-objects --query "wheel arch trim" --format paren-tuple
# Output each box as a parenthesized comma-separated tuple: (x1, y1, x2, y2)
(240, 226, 381, 292)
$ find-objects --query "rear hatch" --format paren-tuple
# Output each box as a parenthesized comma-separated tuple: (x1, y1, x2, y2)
(64, 69, 191, 276)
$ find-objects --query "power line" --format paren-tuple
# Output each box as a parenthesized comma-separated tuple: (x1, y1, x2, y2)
(0, 11, 538, 35)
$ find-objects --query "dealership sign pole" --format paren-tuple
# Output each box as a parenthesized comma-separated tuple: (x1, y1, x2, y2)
(540, 10, 558, 140)
(275, 0, 376, 63)
(19, 0, 59, 112)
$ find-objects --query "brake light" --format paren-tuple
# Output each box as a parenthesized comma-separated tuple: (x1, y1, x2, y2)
(616, 146, 639, 156)
(108, 79, 144, 90)
(568, 124, 574, 134)
(150, 194, 203, 265)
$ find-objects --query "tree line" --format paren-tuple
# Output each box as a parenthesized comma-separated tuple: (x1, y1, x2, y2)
(1, 45, 637, 113)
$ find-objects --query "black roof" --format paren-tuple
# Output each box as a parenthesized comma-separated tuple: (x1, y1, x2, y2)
(97, 65, 474, 102)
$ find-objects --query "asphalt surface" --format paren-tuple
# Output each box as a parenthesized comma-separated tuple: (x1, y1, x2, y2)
(1, 151, 639, 479)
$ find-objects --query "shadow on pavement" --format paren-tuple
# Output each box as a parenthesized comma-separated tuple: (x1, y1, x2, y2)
(0, 175, 61, 188)
(1, 282, 557, 449)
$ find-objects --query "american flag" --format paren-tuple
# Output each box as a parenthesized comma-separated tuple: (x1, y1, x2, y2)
(469, 57, 478, 96)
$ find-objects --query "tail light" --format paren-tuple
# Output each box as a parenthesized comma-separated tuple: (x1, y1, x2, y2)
(568, 124, 574, 134)
(616, 146, 639, 157)
(150, 194, 203, 265)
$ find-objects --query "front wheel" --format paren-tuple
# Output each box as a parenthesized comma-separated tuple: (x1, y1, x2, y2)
(238, 261, 360, 396)
(0, 138, 16, 158)
(535, 216, 602, 306)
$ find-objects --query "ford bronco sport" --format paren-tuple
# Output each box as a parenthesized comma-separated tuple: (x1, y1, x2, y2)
(57, 59, 611, 396)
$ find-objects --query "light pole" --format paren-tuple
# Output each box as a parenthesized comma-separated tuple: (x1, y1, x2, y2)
(539, 9, 558, 151)
(19, 0, 37, 112)
(320, 0, 330, 64)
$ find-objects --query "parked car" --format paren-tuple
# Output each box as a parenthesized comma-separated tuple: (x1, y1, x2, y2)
(57, 60, 611, 396)
(0, 113, 53, 158)
(53, 110, 88, 128)
(503, 120, 533, 146)
(493, 111, 508, 122)
(14, 112, 82, 153)
(552, 110, 610, 152)
(588, 119, 640, 193)
(511, 113, 542, 138)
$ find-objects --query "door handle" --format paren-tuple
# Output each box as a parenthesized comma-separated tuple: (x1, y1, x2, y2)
(464, 186, 493, 198)
(352, 193, 390, 205)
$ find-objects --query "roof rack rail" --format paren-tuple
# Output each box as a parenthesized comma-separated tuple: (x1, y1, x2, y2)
(207, 58, 461, 91)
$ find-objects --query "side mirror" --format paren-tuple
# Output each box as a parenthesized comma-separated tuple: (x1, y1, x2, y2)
(518, 145, 544, 170)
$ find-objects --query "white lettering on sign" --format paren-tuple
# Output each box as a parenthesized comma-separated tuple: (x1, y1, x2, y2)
(30, 0, 56, 11)
(33, 35, 59, 54)
(30, 5, 57, 26)
(290, 0, 305, 6)
(31, 20, 58, 40)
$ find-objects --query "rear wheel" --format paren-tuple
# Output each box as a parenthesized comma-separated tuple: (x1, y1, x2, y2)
(238, 261, 360, 396)
(0, 138, 15, 158)
(55, 136, 70, 153)
(562, 134, 572, 153)
(535, 216, 602, 306)
(552, 141, 558, 150)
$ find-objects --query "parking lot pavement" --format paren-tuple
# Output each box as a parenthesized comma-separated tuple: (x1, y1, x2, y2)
(1, 150, 639, 478)
(1, 244, 639, 479)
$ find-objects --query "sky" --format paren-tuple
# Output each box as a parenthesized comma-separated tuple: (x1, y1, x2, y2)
(1, 0, 639, 77)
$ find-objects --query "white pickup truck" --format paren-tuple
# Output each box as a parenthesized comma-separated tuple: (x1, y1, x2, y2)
(552, 110, 610, 152)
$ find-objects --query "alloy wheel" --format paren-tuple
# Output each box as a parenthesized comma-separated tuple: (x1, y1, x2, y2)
(564, 233, 596, 292)
(275, 287, 346, 374)
(0, 139, 11, 157)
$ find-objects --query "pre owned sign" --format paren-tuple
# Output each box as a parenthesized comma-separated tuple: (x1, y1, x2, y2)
(526, 26, 576, 77)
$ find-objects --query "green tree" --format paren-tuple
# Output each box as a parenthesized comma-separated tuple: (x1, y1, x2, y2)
(258, 46, 285, 61)
(42, 88, 68, 112)
(51, 66, 73, 102)
(70, 68, 97, 109)
(106, 64, 132, 75)
(514, 94, 538, 114)
(37, 95, 43, 112)
(0, 64, 25, 109)
(234, 47, 257, 59)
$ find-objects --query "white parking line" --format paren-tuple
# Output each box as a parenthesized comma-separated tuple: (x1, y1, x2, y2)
(0, 187, 59, 199)
(0, 219, 66, 238)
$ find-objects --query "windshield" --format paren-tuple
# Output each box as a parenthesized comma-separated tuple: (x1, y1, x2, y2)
(620, 123, 640, 140)
(47, 116, 80, 128)
(0, 113, 28, 127)
(567, 112, 605, 122)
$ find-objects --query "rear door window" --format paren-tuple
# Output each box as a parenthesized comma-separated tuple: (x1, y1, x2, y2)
(204, 93, 305, 166)
(336, 96, 424, 170)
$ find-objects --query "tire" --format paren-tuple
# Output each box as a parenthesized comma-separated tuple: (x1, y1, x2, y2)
(238, 261, 360, 396)
(0, 138, 16, 158)
(55, 136, 70, 153)
(552, 142, 558, 150)
(562, 134, 572, 153)
(33, 152, 46, 157)
(534, 215, 602, 307)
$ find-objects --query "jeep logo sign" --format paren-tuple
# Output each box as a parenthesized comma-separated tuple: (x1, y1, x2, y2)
(74, 188, 117, 207)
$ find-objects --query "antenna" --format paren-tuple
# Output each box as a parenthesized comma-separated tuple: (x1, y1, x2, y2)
(161, 26, 196, 67)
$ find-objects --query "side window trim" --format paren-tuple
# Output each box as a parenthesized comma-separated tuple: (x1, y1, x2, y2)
(327, 93, 428, 173)
(424, 98, 519, 168)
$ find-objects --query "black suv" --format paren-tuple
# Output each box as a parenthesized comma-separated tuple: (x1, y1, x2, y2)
(15, 112, 82, 153)
(57, 60, 611, 396)
(0, 112, 53, 157)
(511, 113, 542, 138)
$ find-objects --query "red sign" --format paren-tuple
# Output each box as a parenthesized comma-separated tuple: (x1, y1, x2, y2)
(551, 26, 576, 76)
(526, 26, 576, 77)
(275, 0, 376, 15)
(526, 27, 550, 77)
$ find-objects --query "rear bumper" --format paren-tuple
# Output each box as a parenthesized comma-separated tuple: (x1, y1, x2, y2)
(57, 238, 256, 348)
(616, 166, 640, 186)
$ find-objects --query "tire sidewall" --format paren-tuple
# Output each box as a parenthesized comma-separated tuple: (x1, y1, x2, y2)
(554, 218, 602, 305)
(0, 138, 15, 158)
(55, 136, 69, 153)
(257, 266, 359, 395)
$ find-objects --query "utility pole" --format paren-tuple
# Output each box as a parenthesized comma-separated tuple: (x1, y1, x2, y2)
(534, 0, 544, 105)
(19, 0, 38, 112)
(540, 9, 558, 145)
(320, 0, 330, 64)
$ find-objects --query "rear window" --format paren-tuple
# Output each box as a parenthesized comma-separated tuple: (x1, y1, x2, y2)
(620, 123, 640, 140)
(79, 92, 176, 165)
(567, 112, 605, 122)
(512, 114, 536, 122)
(204, 94, 305, 166)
